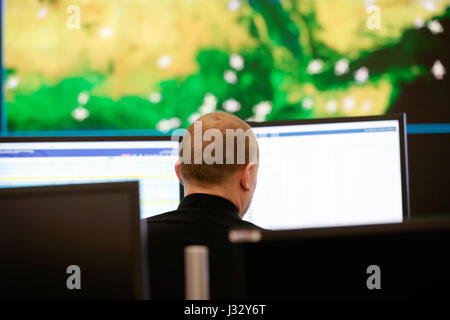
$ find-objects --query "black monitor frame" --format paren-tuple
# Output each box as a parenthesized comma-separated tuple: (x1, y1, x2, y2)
(0, 135, 184, 200)
(0, 181, 147, 299)
(247, 113, 410, 221)
(230, 218, 450, 299)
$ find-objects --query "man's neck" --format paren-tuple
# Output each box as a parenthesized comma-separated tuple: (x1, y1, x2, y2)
(183, 184, 242, 215)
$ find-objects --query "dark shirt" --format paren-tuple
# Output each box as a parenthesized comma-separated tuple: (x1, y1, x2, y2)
(146, 193, 261, 299)
(148, 193, 261, 231)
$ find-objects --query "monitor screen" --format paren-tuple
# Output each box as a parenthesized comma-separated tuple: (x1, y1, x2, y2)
(0, 138, 181, 219)
(244, 116, 408, 230)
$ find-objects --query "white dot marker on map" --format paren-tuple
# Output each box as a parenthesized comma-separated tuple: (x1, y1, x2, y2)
(422, 0, 437, 12)
(325, 100, 338, 114)
(354, 67, 369, 84)
(431, 60, 446, 80)
(99, 26, 113, 38)
(6, 76, 20, 90)
(427, 20, 444, 34)
(253, 101, 272, 118)
(203, 93, 218, 107)
(230, 54, 244, 71)
(224, 70, 238, 84)
(156, 119, 171, 132)
(72, 107, 89, 122)
(307, 59, 323, 74)
(228, 0, 242, 11)
(156, 120, 170, 132)
(168, 117, 181, 129)
(334, 59, 349, 76)
(343, 96, 356, 112)
(149, 92, 162, 103)
(414, 17, 425, 29)
(37, 7, 48, 19)
(77, 91, 89, 105)
(302, 97, 314, 110)
(223, 99, 241, 113)
(157, 55, 172, 69)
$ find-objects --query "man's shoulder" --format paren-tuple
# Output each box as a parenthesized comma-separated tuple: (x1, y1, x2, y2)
(146, 210, 180, 223)
(233, 219, 264, 230)
(146, 208, 264, 230)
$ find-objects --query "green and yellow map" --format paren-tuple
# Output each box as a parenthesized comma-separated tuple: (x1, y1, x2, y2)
(4, 0, 450, 133)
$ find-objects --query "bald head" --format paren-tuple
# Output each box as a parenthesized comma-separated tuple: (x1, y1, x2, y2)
(196, 112, 251, 133)
(179, 112, 258, 186)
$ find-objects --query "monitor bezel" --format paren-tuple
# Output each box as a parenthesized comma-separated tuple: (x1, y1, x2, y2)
(247, 113, 410, 221)
(0, 135, 184, 201)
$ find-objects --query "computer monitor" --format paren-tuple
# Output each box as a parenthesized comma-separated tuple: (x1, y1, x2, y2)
(0, 181, 147, 299)
(229, 219, 450, 299)
(245, 114, 410, 230)
(0, 136, 181, 219)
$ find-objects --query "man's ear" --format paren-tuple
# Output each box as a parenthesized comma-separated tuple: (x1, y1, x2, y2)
(240, 163, 254, 191)
(175, 160, 184, 185)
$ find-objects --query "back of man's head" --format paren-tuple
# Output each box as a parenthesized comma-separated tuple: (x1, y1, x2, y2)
(179, 112, 258, 186)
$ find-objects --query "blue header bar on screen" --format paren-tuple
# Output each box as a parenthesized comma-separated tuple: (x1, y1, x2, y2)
(0, 148, 177, 158)
(255, 126, 396, 138)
